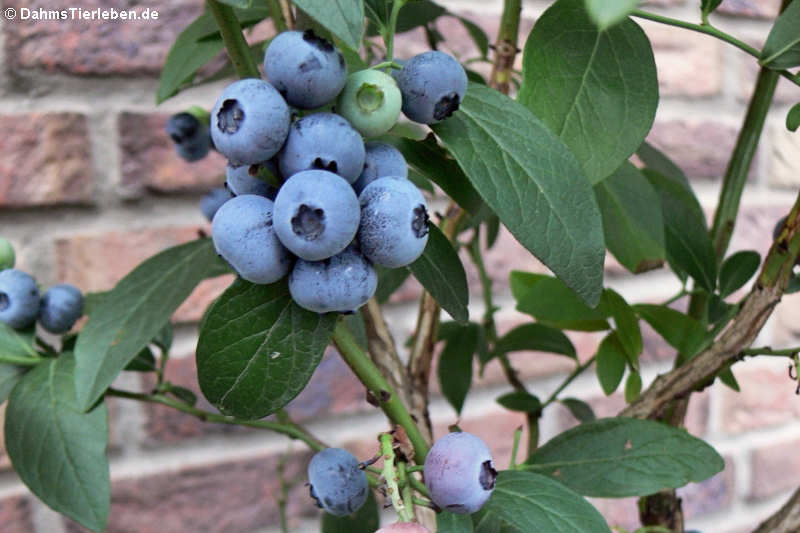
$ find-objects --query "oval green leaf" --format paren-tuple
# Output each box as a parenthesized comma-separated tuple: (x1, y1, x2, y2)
(719, 250, 761, 298)
(196, 278, 337, 419)
(492, 323, 577, 361)
(5, 354, 109, 532)
(596, 332, 627, 395)
(761, 0, 800, 69)
(293, 0, 365, 51)
(519, 0, 658, 184)
(321, 489, 380, 532)
(788, 103, 800, 132)
(438, 323, 480, 414)
(409, 225, 469, 323)
(433, 84, 606, 307)
(526, 417, 724, 497)
(585, 0, 639, 29)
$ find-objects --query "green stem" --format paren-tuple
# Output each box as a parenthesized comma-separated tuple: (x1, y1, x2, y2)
(207, 0, 261, 79)
(509, 425, 522, 469)
(106, 388, 326, 451)
(380, 433, 413, 522)
(742, 346, 800, 357)
(332, 320, 430, 462)
(268, 0, 288, 33)
(0, 354, 42, 366)
(541, 356, 597, 409)
(489, 0, 523, 91)
(384, 0, 406, 63)
(408, 474, 430, 499)
(630, 10, 799, 88)
(397, 461, 416, 519)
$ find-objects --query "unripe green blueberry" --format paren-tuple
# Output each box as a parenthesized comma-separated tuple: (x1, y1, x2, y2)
(0, 238, 15, 270)
(337, 69, 402, 138)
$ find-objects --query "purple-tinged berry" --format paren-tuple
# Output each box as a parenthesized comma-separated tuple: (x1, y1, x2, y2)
(39, 284, 83, 334)
(307, 448, 369, 517)
(353, 142, 408, 194)
(394, 51, 467, 124)
(0, 269, 40, 330)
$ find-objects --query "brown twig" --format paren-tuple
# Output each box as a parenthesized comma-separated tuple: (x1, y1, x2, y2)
(488, 0, 522, 92)
(361, 298, 410, 407)
(753, 487, 800, 533)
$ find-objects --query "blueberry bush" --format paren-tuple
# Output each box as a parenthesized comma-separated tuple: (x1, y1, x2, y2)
(1, 0, 800, 531)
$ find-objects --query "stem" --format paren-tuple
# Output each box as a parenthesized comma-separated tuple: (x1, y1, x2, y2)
(408, 474, 431, 499)
(277, 454, 290, 533)
(489, 0, 523, 93)
(268, 0, 288, 33)
(509, 426, 522, 469)
(332, 320, 430, 462)
(384, 0, 406, 63)
(380, 433, 413, 522)
(397, 462, 416, 519)
(0, 354, 42, 366)
(106, 388, 326, 451)
(206, 0, 261, 79)
(630, 10, 799, 88)
(541, 356, 597, 409)
(742, 346, 800, 357)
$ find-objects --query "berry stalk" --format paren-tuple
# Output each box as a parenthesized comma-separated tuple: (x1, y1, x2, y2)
(206, 0, 261, 79)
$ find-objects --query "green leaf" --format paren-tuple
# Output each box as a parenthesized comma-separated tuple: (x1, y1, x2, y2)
(0, 323, 37, 360)
(526, 417, 724, 497)
(518, 0, 658, 183)
(375, 266, 411, 304)
(560, 398, 596, 422)
(625, 371, 642, 403)
(788, 103, 800, 132)
(636, 142, 690, 186)
(595, 162, 665, 273)
(634, 304, 706, 358)
(474, 470, 611, 533)
(760, 0, 800, 69)
(409, 225, 469, 323)
(514, 274, 610, 331)
(605, 289, 642, 368)
(718, 367, 740, 391)
(701, 0, 724, 17)
(343, 313, 369, 351)
(293, 0, 365, 51)
(125, 347, 157, 372)
(492, 323, 577, 361)
(719, 250, 761, 297)
(497, 391, 542, 413)
(433, 83, 606, 307)
(197, 278, 337, 419)
(439, 510, 475, 533)
(438, 323, 480, 414)
(453, 14, 490, 57)
(596, 332, 627, 395)
(388, 134, 483, 215)
(322, 489, 380, 532)
(169, 385, 198, 406)
(585, 0, 639, 29)
(0, 364, 25, 404)
(643, 169, 717, 291)
(75, 238, 230, 411)
(215, 0, 253, 7)
(5, 354, 109, 531)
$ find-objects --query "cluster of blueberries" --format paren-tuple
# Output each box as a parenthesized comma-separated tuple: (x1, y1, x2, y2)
(0, 238, 84, 335)
(167, 29, 467, 314)
(307, 431, 496, 526)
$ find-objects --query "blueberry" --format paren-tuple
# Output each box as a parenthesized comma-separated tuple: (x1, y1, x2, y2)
(165, 112, 212, 162)
(289, 244, 377, 313)
(375, 525, 431, 533)
(337, 69, 402, 138)
(353, 142, 408, 195)
(210, 79, 291, 166)
(39, 284, 83, 334)
(0, 269, 40, 330)
(394, 51, 468, 124)
(200, 187, 234, 222)
(211, 195, 292, 284)
(265, 30, 347, 109)
(307, 448, 369, 517)
(358, 177, 429, 268)
(0, 238, 15, 270)
(278, 112, 366, 184)
(423, 431, 496, 514)
(225, 163, 278, 199)
(274, 170, 360, 260)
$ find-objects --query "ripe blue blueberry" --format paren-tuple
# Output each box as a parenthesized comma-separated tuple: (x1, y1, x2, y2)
(278, 113, 366, 184)
(307, 448, 369, 517)
(358, 177, 429, 268)
(289, 244, 377, 314)
(273, 170, 360, 261)
(0, 238, 15, 270)
(353, 142, 408, 195)
(337, 69, 402, 138)
(210, 79, 290, 166)
(165, 112, 212, 162)
(265, 30, 347, 109)
(0, 269, 40, 330)
(394, 51, 468, 124)
(39, 284, 84, 334)
(211, 195, 292, 284)
(200, 187, 234, 222)
(225, 163, 278, 199)
(424, 431, 496, 514)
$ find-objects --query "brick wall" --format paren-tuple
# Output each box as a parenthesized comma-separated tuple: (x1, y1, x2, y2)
(0, 0, 799, 531)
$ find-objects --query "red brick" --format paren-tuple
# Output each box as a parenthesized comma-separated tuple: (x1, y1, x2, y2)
(644, 21, 723, 98)
(64, 452, 317, 533)
(4, 1, 205, 76)
(0, 495, 34, 533)
(679, 456, 736, 518)
(717, 0, 781, 19)
(590, 497, 640, 532)
(0, 113, 93, 207)
(719, 363, 800, 434)
(54, 227, 232, 323)
(750, 438, 800, 500)
(118, 113, 227, 196)
(646, 119, 747, 181)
